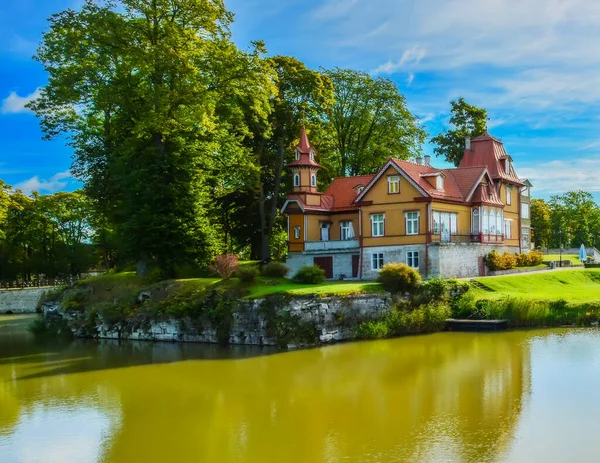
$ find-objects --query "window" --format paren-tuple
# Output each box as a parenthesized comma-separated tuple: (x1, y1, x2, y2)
(371, 252, 384, 270)
(356, 186, 364, 195)
(482, 208, 489, 234)
(436, 175, 444, 190)
(432, 211, 457, 236)
(497, 209, 503, 236)
(473, 209, 480, 234)
(293, 173, 300, 187)
(504, 220, 512, 239)
(405, 211, 419, 235)
(371, 214, 385, 237)
(406, 251, 419, 269)
(506, 186, 512, 205)
(293, 226, 301, 239)
(310, 150, 314, 161)
(340, 221, 354, 240)
(506, 159, 511, 174)
(388, 175, 400, 194)
(522, 203, 530, 219)
(522, 186, 530, 197)
(311, 174, 316, 186)
(294, 149, 299, 161)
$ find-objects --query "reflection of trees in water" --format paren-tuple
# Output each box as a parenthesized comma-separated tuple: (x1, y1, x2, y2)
(1, 316, 533, 463)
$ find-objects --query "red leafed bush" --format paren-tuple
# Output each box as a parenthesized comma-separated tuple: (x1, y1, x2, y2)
(210, 254, 239, 279)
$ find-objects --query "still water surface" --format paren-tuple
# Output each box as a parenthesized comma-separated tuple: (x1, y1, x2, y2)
(1, 314, 600, 462)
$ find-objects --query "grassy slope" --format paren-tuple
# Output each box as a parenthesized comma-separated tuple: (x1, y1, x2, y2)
(472, 269, 600, 302)
(542, 254, 583, 265)
(78, 273, 384, 301)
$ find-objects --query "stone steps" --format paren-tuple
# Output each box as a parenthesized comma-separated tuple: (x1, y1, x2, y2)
(469, 280, 495, 292)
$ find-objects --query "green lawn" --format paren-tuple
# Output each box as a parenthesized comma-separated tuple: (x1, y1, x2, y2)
(245, 277, 384, 299)
(542, 254, 583, 265)
(472, 269, 600, 302)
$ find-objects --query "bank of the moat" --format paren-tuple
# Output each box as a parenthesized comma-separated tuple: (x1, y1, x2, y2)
(42, 293, 393, 347)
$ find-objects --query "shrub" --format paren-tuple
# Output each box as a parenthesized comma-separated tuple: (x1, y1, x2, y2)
(527, 250, 544, 266)
(293, 265, 326, 284)
(210, 254, 239, 279)
(451, 292, 478, 319)
(377, 263, 421, 294)
(354, 320, 390, 340)
(485, 251, 517, 271)
(420, 277, 449, 300)
(235, 266, 259, 285)
(261, 261, 290, 278)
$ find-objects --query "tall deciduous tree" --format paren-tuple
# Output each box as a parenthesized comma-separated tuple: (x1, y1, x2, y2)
(549, 191, 600, 248)
(431, 97, 489, 166)
(530, 198, 552, 248)
(30, 0, 273, 277)
(324, 68, 426, 176)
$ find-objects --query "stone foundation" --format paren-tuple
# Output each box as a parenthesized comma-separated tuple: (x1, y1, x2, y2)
(45, 294, 392, 347)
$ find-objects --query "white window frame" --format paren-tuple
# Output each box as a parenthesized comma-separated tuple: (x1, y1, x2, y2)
(406, 251, 419, 269)
(340, 221, 353, 240)
(294, 149, 300, 161)
(371, 252, 384, 271)
(371, 214, 385, 237)
(405, 211, 419, 235)
(293, 226, 301, 239)
(293, 173, 300, 187)
(309, 150, 314, 161)
(311, 174, 316, 186)
(521, 203, 530, 219)
(504, 219, 512, 239)
(522, 186, 530, 197)
(472, 209, 480, 234)
(506, 185, 512, 205)
(387, 175, 400, 194)
(436, 175, 444, 190)
(506, 159, 511, 174)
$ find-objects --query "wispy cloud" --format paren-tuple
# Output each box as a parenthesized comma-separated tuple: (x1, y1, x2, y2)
(1, 88, 41, 114)
(519, 157, 600, 194)
(15, 171, 72, 195)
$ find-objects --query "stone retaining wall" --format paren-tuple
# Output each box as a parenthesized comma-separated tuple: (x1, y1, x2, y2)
(45, 293, 393, 347)
(0, 288, 53, 314)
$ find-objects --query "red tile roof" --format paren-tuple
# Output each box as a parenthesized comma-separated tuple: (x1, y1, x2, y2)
(288, 126, 322, 168)
(459, 131, 523, 185)
(324, 175, 375, 211)
(391, 159, 466, 202)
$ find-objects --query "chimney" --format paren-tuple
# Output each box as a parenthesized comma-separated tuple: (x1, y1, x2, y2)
(424, 155, 431, 166)
(465, 137, 471, 150)
(416, 156, 423, 165)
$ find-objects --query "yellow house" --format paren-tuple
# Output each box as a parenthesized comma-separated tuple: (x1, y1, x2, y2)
(282, 129, 527, 279)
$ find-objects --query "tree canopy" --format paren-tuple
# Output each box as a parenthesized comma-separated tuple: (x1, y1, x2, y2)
(431, 97, 489, 166)
(324, 68, 426, 176)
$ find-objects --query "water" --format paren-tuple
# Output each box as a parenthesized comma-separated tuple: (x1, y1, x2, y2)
(2, 315, 600, 462)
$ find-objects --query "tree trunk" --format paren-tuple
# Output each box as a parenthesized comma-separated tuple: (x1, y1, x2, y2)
(264, 137, 286, 262)
(257, 139, 269, 262)
(136, 257, 149, 277)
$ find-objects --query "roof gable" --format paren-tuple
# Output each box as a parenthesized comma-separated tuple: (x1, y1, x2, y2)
(355, 159, 429, 203)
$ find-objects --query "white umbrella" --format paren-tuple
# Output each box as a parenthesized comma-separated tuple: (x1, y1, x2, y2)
(579, 244, 587, 263)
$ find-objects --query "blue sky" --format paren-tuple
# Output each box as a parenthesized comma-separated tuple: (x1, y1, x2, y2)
(2, 0, 600, 199)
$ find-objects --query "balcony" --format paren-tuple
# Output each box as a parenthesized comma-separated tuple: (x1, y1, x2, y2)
(304, 239, 360, 252)
(429, 233, 504, 244)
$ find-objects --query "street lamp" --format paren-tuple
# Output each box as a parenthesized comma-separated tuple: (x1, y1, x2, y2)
(559, 229, 563, 268)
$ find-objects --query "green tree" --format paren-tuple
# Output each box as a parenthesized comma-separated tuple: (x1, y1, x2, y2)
(530, 198, 552, 248)
(30, 0, 272, 277)
(431, 97, 489, 166)
(324, 68, 426, 176)
(549, 191, 600, 248)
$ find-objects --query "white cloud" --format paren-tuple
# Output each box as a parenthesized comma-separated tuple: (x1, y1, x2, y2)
(371, 45, 426, 75)
(15, 171, 72, 195)
(9, 35, 37, 56)
(519, 157, 600, 194)
(1, 88, 41, 114)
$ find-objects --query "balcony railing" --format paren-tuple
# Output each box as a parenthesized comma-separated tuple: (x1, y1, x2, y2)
(304, 239, 360, 252)
(429, 233, 504, 244)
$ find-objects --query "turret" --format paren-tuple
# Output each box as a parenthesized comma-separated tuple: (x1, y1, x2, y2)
(289, 126, 321, 193)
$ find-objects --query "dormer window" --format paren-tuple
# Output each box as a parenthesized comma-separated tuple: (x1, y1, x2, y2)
(293, 173, 300, 187)
(505, 159, 511, 174)
(356, 185, 364, 195)
(310, 150, 314, 161)
(294, 149, 300, 161)
(436, 175, 444, 190)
